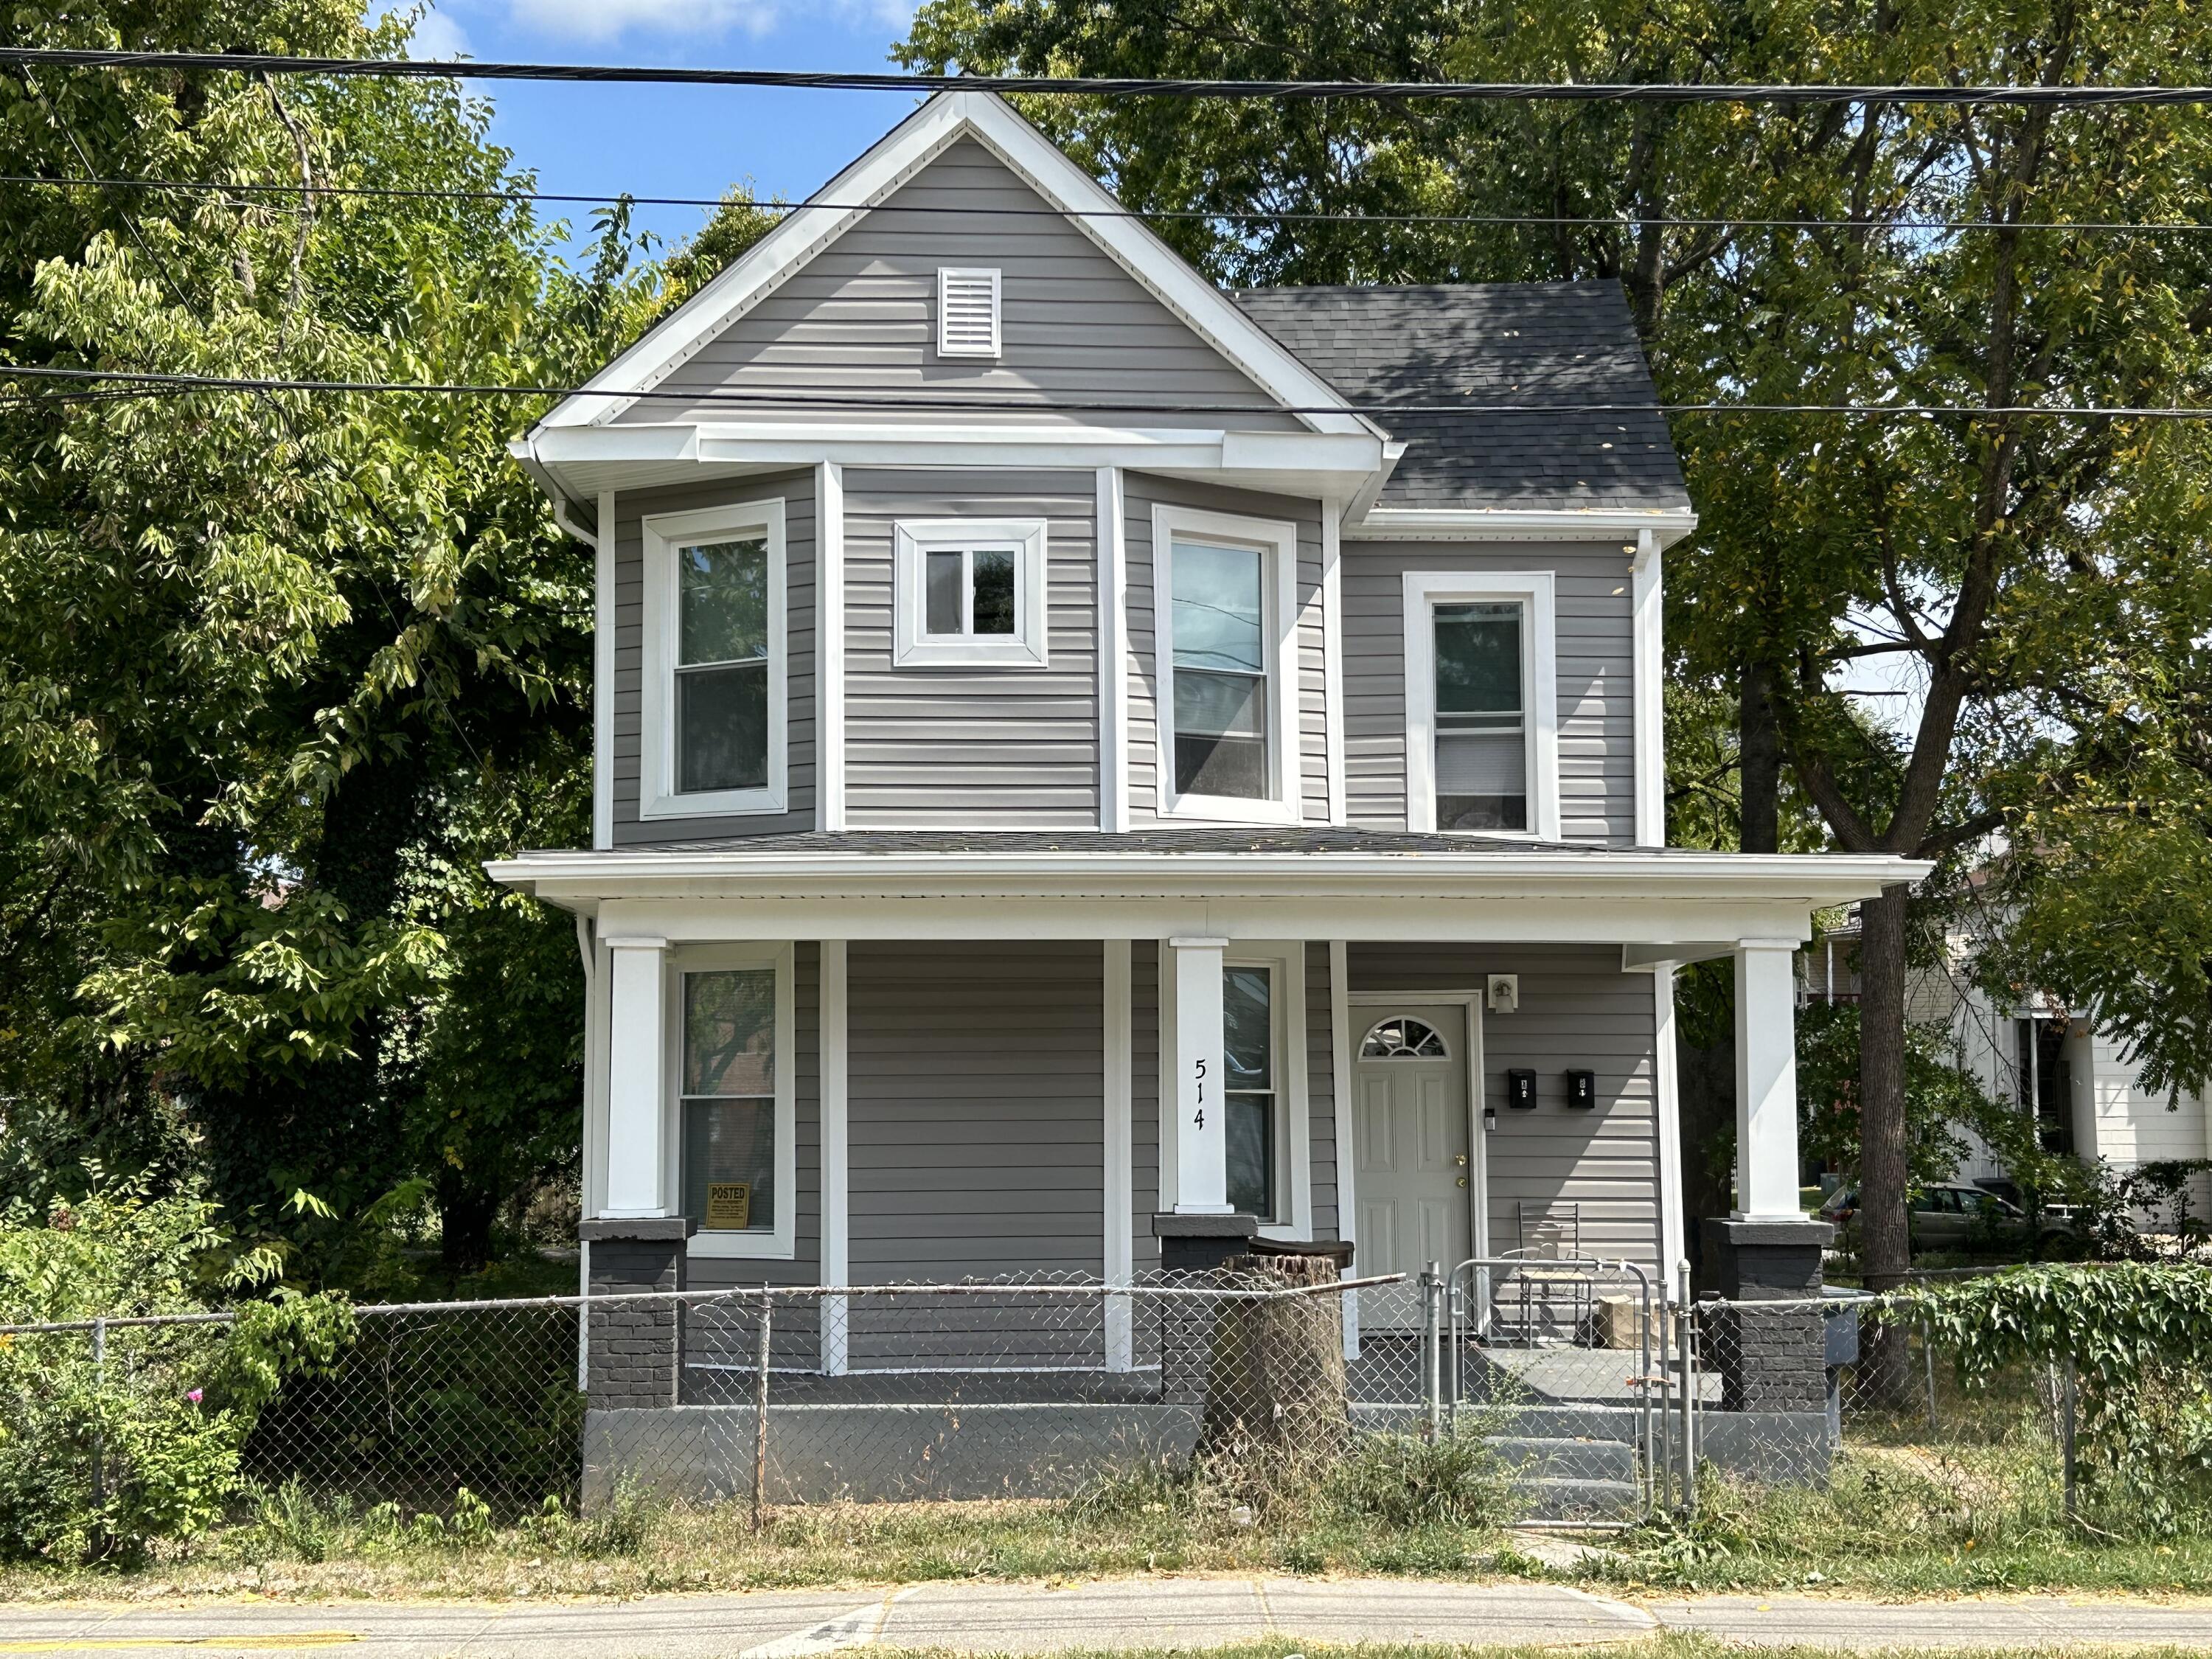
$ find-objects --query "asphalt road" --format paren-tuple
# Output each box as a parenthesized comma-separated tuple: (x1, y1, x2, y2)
(4, 1578, 2211, 1655)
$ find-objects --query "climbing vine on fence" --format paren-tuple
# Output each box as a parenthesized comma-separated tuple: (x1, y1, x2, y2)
(1888, 1265, 2212, 1531)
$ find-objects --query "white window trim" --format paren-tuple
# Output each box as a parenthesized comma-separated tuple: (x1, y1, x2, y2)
(1401, 570, 1560, 841)
(1152, 504, 1302, 827)
(640, 498, 788, 820)
(667, 941, 799, 1261)
(1157, 939, 1311, 1239)
(936, 265, 1002, 359)
(892, 518, 1050, 669)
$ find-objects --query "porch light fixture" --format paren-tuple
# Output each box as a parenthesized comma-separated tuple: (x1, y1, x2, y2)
(1486, 973, 1519, 1012)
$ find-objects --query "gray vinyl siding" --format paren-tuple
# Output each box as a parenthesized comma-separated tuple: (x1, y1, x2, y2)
(687, 940, 824, 1295)
(1341, 540, 1637, 844)
(1132, 942, 1162, 1275)
(1346, 944, 1659, 1274)
(849, 942, 1105, 1280)
(610, 470, 816, 844)
(1306, 942, 1340, 1241)
(621, 137, 1299, 432)
(1124, 473, 1329, 825)
(844, 470, 1099, 827)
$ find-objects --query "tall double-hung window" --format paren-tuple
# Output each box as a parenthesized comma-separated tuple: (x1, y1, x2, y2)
(1223, 964, 1277, 1218)
(673, 944, 797, 1259)
(1154, 507, 1301, 823)
(1402, 571, 1559, 839)
(641, 500, 787, 818)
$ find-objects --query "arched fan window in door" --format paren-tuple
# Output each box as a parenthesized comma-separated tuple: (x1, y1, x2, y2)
(1360, 1016, 1449, 1060)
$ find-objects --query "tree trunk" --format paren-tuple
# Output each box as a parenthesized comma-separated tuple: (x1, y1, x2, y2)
(1739, 660, 1781, 855)
(1855, 884, 1915, 1403)
(438, 1180, 500, 1275)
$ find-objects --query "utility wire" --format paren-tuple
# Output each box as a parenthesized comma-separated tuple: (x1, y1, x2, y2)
(4, 362, 2207, 420)
(6, 170, 2207, 237)
(4, 46, 2212, 106)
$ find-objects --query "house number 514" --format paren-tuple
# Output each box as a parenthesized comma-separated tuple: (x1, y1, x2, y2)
(1192, 1057, 1206, 1128)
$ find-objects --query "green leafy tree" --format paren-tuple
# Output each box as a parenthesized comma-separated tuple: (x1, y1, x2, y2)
(900, 0, 2212, 1392)
(0, 4, 664, 1277)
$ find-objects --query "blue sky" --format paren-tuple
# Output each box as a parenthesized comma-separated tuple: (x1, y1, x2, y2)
(384, 0, 926, 261)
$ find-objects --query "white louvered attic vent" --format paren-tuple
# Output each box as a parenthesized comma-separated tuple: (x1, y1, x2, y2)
(937, 266, 1002, 358)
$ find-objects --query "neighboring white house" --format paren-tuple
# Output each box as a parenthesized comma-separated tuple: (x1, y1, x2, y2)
(1798, 917, 2211, 1197)
(485, 89, 1926, 1364)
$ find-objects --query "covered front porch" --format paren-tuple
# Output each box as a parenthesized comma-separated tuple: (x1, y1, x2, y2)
(491, 830, 1919, 1344)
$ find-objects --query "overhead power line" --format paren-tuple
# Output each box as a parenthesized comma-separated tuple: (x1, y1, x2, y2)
(7, 170, 2208, 237)
(3, 362, 2207, 420)
(3, 46, 2211, 107)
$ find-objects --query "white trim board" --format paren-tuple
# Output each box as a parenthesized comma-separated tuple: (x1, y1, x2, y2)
(1150, 503, 1304, 827)
(638, 496, 790, 821)
(1401, 569, 1561, 842)
(1098, 468, 1129, 832)
(1632, 530, 1666, 848)
(537, 91, 1371, 440)
(593, 488, 616, 852)
(818, 462, 846, 832)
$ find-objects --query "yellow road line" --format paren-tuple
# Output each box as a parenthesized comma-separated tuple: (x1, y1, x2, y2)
(0, 1634, 358, 1653)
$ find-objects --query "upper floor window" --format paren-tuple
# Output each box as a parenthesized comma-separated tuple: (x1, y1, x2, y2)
(641, 499, 787, 819)
(1434, 602, 1527, 831)
(1402, 570, 1560, 840)
(894, 520, 1049, 668)
(1152, 505, 1301, 824)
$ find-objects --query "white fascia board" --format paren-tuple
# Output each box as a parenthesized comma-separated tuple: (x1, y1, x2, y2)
(488, 849, 1933, 910)
(1353, 507, 1700, 546)
(529, 423, 1384, 493)
(537, 90, 1375, 442)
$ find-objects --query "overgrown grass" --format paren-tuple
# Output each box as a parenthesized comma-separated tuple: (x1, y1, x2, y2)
(0, 1413, 2205, 1604)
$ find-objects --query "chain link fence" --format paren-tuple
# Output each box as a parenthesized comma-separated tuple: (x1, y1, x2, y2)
(4, 1264, 2138, 1540)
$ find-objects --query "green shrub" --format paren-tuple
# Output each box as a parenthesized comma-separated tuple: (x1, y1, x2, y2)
(0, 1180, 356, 1563)
(1320, 1429, 1522, 1531)
(1894, 1262, 2212, 1534)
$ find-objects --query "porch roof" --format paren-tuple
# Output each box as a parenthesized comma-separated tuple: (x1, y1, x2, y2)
(489, 832, 1930, 946)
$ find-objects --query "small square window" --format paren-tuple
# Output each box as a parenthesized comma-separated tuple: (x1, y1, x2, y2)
(894, 520, 1049, 667)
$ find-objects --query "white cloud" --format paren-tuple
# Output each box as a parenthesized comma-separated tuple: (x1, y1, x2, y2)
(402, 7, 474, 60)
(512, 0, 790, 42)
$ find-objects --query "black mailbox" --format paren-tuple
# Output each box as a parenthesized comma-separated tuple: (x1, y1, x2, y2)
(1505, 1068, 1538, 1109)
(1565, 1068, 1596, 1108)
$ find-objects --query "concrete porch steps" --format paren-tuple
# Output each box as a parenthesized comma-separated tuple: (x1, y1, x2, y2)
(1488, 1434, 1640, 1521)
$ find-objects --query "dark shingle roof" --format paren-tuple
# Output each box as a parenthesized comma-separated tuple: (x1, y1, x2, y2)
(1231, 282, 1690, 516)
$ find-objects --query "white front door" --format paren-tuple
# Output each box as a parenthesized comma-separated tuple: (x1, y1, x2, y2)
(1353, 1005, 1475, 1330)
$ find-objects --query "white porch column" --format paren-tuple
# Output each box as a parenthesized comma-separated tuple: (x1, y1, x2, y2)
(1733, 939, 1803, 1222)
(1169, 936, 1232, 1214)
(602, 935, 669, 1218)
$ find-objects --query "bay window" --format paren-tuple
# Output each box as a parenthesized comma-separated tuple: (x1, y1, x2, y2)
(1152, 505, 1301, 822)
(641, 500, 787, 818)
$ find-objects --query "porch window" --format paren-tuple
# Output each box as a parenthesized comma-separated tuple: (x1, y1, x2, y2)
(894, 520, 1049, 667)
(1225, 964, 1276, 1219)
(641, 499, 787, 819)
(1154, 505, 1301, 823)
(680, 968, 778, 1234)
(1433, 602, 1528, 832)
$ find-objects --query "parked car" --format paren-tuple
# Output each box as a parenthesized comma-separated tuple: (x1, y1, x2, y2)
(1820, 1182, 2083, 1255)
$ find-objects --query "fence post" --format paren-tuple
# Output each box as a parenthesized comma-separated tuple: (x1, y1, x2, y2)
(1419, 1262, 1443, 1444)
(751, 1292, 773, 1533)
(1680, 1299, 1699, 1520)
(2059, 1357, 2079, 1523)
(1922, 1318, 1939, 1435)
(91, 1316, 107, 1514)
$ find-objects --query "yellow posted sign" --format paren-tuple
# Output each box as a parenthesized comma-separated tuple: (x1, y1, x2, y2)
(704, 1182, 752, 1230)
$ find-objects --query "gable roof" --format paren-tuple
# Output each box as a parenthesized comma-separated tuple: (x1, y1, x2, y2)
(1231, 283, 1691, 518)
(537, 91, 1374, 439)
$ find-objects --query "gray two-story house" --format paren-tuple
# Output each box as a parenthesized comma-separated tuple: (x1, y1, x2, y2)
(489, 90, 1921, 1377)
